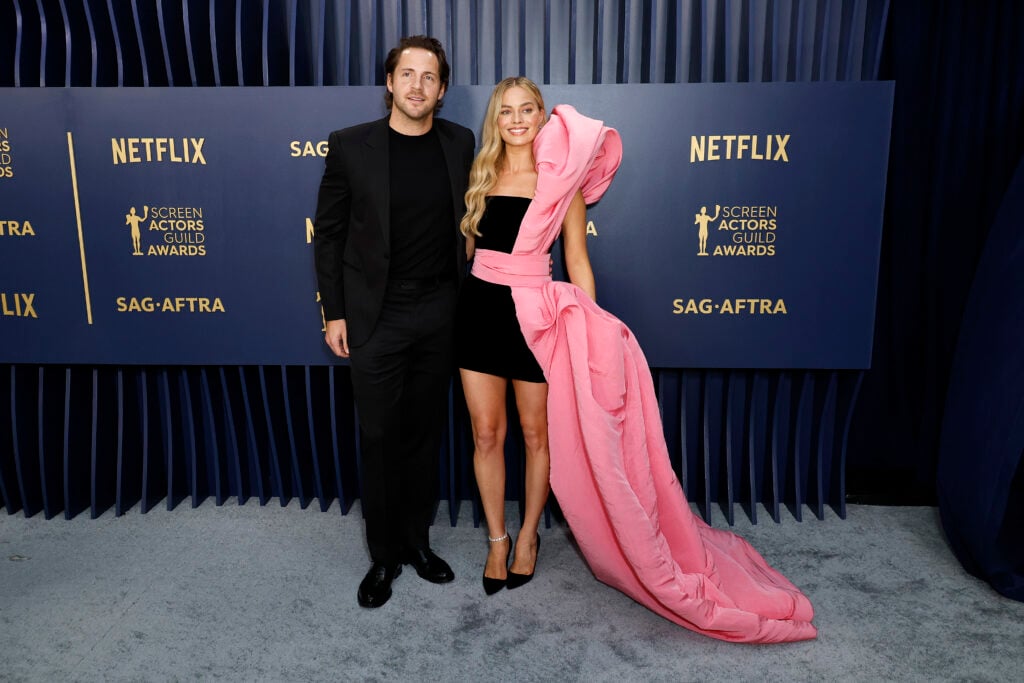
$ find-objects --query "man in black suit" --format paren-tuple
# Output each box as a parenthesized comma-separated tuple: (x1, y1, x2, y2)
(313, 35, 475, 608)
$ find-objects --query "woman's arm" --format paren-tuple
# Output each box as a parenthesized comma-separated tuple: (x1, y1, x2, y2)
(561, 190, 596, 300)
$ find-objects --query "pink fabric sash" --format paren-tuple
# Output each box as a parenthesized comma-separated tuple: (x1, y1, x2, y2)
(471, 249, 551, 288)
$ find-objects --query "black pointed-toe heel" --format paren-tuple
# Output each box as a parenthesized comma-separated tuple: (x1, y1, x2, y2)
(482, 532, 511, 595)
(506, 533, 540, 590)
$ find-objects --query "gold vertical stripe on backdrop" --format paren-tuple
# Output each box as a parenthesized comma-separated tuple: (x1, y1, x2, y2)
(66, 132, 94, 325)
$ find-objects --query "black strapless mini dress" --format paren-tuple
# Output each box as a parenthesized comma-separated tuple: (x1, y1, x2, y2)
(455, 196, 546, 383)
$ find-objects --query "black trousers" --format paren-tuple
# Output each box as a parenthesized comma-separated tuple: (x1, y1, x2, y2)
(348, 279, 456, 564)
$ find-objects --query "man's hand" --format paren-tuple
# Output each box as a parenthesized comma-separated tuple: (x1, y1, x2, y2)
(325, 318, 350, 358)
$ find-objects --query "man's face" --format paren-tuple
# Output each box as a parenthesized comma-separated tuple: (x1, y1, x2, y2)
(386, 48, 445, 126)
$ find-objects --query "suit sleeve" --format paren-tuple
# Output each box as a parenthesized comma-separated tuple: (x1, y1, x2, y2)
(464, 128, 476, 174)
(313, 130, 350, 321)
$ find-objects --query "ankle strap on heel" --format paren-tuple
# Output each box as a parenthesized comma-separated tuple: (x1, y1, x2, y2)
(487, 532, 509, 543)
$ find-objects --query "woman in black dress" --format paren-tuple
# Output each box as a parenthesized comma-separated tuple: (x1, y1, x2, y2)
(455, 77, 593, 594)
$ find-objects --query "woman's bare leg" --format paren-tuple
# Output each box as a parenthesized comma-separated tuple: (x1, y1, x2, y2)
(460, 369, 512, 579)
(510, 379, 549, 574)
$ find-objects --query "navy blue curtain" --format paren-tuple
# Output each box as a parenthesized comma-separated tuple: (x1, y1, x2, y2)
(938, 156, 1024, 602)
(849, 0, 1024, 502)
(847, 0, 1024, 600)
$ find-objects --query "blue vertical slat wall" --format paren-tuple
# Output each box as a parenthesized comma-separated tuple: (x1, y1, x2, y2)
(0, 0, 889, 524)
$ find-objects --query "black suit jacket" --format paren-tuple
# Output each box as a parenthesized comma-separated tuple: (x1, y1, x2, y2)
(313, 116, 475, 347)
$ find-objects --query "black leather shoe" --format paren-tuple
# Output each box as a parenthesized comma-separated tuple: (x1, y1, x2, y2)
(357, 562, 402, 608)
(404, 548, 455, 584)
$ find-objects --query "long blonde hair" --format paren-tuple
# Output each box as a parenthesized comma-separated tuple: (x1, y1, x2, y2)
(460, 76, 546, 238)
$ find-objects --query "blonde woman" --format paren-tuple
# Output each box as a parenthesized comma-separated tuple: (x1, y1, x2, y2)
(456, 77, 816, 642)
(455, 77, 592, 594)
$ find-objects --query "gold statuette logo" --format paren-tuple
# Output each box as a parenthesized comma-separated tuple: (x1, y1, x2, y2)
(125, 207, 146, 255)
(693, 204, 779, 257)
(121, 205, 208, 256)
(694, 205, 719, 256)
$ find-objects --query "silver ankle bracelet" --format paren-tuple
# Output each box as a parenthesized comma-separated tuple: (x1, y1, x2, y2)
(487, 532, 509, 543)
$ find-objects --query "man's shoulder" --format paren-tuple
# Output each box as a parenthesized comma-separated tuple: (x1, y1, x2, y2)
(329, 118, 387, 143)
(434, 118, 472, 133)
(433, 118, 475, 143)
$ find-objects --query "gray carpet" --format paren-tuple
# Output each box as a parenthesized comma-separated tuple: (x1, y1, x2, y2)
(1, 501, 1021, 682)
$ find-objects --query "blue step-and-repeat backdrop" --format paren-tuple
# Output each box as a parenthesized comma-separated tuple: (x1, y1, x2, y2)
(0, 83, 893, 367)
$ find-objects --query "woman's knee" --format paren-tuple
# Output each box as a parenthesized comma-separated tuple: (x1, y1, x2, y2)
(519, 420, 549, 454)
(472, 422, 506, 453)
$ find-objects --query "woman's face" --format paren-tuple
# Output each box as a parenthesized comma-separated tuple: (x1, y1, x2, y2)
(496, 86, 544, 148)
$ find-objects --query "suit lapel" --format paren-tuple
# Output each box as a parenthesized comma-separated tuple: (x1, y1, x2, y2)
(364, 117, 391, 249)
(435, 121, 467, 231)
